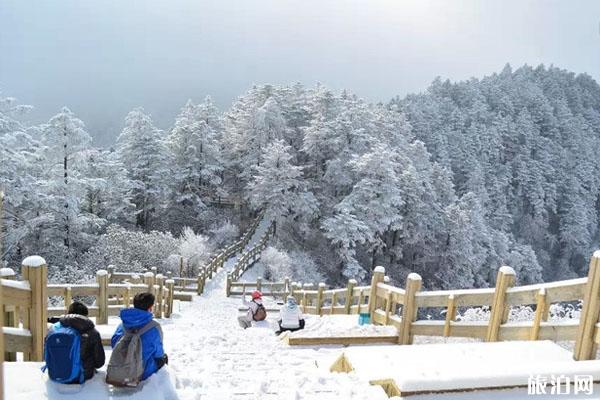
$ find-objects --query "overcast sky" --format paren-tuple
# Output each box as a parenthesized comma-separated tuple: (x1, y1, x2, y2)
(1, 0, 599, 144)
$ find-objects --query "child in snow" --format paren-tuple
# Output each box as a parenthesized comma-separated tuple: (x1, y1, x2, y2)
(45, 301, 105, 383)
(238, 290, 267, 328)
(276, 296, 305, 334)
(111, 292, 168, 380)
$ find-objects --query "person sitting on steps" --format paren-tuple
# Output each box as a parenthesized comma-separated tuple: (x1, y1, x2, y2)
(44, 301, 105, 383)
(238, 290, 267, 328)
(276, 295, 305, 335)
(111, 292, 168, 381)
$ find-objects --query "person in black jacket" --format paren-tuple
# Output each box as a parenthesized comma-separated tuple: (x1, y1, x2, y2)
(47, 301, 105, 381)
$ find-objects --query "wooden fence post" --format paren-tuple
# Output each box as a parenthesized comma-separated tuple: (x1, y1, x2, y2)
(21, 256, 47, 361)
(368, 266, 386, 320)
(65, 286, 72, 312)
(485, 266, 516, 342)
(443, 294, 456, 338)
(1, 268, 16, 361)
(179, 256, 184, 277)
(226, 273, 232, 297)
(144, 271, 155, 296)
(107, 265, 115, 283)
(283, 277, 290, 299)
(165, 279, 175, 318)
(124, 285, 131, 308)
(155, 274, 164, 319)
(345, 279, 357, 314)
(96, 270, 108, 325)
(530, 288, 546, 340)
(574, 252, 600, 360)
(0, 270, 4, 396)
(399, 273, 422, 345)
(316, 283, 326, 316)
(198, 271, 205, 295)
(257, 277, 262, 292)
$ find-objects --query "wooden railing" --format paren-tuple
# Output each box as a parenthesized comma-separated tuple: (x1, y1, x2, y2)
(0, 258, 176, 364)
(233, 252, 600, 360)
(225, 221, 274, 295)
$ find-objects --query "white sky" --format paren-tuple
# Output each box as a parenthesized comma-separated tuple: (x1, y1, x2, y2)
(1, 0, 599, 143)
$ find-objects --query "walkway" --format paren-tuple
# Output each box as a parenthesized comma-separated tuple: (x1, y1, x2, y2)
(163, 217, 384, 399)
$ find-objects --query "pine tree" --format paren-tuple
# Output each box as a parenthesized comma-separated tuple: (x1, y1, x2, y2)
(117, 108, 170, 231)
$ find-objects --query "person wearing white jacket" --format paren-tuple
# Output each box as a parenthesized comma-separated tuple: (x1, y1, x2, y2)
(276, 296, 305, 334)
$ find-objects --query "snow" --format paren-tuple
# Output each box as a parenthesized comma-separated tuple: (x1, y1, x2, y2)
(6, 362, 178, 400)
(0, 267, 15, 277)
(1, 279, 31, 290)
(3, 327, 31, 337)
(499, 265, 516, 275)
(328, 341, 600, 394)
(21, 256, 46, 267)
(374, 266, 385, 273)
(96, 269, 108, 276)
(290, 314, 398, 338)
(407, 272, 421, 281)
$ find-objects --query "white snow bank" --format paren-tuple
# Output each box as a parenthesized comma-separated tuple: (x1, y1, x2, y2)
(292, 314, 398, 338)
(4, 362, 178, 400)
(1, 279, 30, 290)
(3, 327, 31, 337)
(330, 341, 600, 394)
(21, 256, 46, 267)
(0, 267, 15, 277)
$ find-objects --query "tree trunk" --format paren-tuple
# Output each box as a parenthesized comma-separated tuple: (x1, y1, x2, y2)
(63, 125, 70, 251)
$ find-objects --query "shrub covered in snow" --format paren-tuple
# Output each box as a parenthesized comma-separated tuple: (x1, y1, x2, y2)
(178, 226, 212, 275)
(80, 224, 178, 273)
(209, 221, 239, 249)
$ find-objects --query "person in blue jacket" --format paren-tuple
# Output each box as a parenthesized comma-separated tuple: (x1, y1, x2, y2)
(111, 292, 168, 380)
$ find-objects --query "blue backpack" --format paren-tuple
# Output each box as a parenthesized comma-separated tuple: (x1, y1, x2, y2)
(42, 323, 84, 384)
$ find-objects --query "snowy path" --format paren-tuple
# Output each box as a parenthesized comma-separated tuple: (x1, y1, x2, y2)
(163, 218, 385, 400)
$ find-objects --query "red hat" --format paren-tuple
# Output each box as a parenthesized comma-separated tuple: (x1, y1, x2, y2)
(251, 290, 262, 300)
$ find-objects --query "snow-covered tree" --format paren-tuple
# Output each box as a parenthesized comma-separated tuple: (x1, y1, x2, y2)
(248, 139, 317, 228)
(117, 108, 171, 231)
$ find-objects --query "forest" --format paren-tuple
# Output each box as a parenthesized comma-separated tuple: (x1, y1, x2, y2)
(1, 64, 599, 289)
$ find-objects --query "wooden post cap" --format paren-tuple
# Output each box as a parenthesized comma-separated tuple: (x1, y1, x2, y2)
(22, 256, 46, 267)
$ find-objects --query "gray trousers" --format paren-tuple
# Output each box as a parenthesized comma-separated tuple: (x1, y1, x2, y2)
(238, 315, 252, 329)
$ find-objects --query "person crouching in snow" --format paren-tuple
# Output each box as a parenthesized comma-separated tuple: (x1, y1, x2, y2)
(276, 296, 305, 335)
(238, 290, 267, 328)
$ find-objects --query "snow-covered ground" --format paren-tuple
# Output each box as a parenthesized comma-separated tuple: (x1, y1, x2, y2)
(5, 217, 600, 399)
